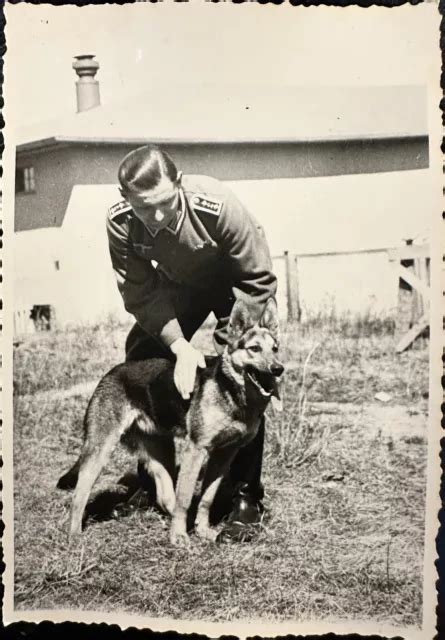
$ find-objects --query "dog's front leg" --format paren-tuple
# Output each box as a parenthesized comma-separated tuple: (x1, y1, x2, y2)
(170, 440, 207, 546)
(195, 445, 238, 542)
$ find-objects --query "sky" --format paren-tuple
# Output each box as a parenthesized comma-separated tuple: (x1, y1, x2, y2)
(5, 3, 439, 128)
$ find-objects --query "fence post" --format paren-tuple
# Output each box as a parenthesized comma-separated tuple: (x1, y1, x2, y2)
(284, 251, 301, 322)
(387, 241, 430, 352)
(396, 239, 415, 338)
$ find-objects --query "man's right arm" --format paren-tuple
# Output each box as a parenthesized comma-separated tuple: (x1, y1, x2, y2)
(106, 211, 184, 347)
(107, 210, 205, 398)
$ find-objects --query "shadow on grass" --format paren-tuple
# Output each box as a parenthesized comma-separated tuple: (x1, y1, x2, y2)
(83, 471, 158, 525)
(81, 469, 234, 532)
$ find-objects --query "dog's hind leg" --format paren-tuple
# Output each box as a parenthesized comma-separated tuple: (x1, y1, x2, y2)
(69, 433, 122, 540)
(170, 440, 207, 546)
(140, 436, 176, 516)
(69, 417, 129, 540)
(195, 445, 238, 542)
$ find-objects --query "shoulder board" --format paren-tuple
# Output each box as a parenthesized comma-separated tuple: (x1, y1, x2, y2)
(190, 194, 223, 217)
(108, 200, 132, 220)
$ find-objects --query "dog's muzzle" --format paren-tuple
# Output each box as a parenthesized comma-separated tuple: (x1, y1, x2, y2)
(246, 363, 284, 399)
(269, 363, 284, 377)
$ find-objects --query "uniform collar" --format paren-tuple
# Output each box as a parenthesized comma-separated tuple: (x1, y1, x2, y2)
(140, 188, 185, 238)
(165, 188, 186, 236)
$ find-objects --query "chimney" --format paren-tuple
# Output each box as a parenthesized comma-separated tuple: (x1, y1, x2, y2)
(72, 54, 101, 113)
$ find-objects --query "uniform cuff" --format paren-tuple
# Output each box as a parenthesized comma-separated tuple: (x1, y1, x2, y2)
(159, 318, 184, 348)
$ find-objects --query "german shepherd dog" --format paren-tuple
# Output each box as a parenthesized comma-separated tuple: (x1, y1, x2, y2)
(58, 298, 284, 545)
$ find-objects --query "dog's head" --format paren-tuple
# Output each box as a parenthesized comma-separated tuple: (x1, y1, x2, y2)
(227, 298, 284, 401)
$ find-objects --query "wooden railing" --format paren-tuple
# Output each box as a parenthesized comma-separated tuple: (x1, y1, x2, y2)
(274, 242, 430, 352)
(388, 243, 430, 352)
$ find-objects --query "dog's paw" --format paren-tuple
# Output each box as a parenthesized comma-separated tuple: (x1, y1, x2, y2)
(68, 529, 82, 544)
(169, 530, 191, 547)
(169, 518, 190, 546)
(196, 525, 218, 543)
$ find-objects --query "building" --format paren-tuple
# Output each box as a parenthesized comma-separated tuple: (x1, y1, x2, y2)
(14, 55, 431, 332)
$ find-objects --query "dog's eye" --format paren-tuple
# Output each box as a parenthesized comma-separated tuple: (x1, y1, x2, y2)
(272, 344, 279, 353)
(248, 345, 262, 353)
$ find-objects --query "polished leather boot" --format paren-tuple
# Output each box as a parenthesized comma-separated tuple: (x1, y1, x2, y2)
(216, 482, 264, 543)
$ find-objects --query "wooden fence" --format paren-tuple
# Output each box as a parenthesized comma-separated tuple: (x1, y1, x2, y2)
(388, 243, 430, 352)
(275, 242, 430, 352)
(11, 242, 430, 353)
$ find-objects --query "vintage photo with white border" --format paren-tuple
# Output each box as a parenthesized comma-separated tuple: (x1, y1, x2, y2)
(2, 2, 442, 638)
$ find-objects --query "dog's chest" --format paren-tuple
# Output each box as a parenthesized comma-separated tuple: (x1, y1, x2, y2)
(188, 379, 261, 449)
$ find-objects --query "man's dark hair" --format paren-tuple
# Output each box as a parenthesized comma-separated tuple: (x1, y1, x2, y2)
(118, 145, 178, 192)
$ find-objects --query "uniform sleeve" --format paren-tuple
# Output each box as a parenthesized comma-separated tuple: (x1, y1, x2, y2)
(106, 213, 184, 346)
(214, 191, 277, 317)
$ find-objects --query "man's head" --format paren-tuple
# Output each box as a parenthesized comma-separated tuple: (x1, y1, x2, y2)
(118, 145, 182, 231)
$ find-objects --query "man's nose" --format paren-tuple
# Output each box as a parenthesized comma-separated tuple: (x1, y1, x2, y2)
(270, 363, 284, 377)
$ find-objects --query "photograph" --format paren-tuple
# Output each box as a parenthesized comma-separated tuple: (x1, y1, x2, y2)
(2, 2, 442, 638)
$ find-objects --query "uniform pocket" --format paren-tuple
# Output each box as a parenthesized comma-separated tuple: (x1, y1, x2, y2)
(133, 243, 154, 260)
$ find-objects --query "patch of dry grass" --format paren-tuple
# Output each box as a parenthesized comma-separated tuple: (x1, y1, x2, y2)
(11, 317, 428, 628)
(13, 317, 132, 397)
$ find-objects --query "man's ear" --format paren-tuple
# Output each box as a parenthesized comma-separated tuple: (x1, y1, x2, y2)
(259, 298, 280, 343)
(228, 298, 255, 345)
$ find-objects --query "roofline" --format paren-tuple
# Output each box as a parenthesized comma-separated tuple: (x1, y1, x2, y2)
(16, 132, 429, 154)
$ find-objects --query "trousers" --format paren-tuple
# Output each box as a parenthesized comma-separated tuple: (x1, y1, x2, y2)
(125, 286, 265, 502)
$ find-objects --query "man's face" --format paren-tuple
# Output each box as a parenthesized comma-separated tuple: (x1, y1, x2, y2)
(120, 172, 182, 232)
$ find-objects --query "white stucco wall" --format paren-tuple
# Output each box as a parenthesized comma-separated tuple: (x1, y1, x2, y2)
(13, 168, 431, 330)
(228, 169, 431, 317)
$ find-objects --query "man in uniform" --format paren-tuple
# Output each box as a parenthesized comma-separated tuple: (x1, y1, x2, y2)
(107, 144, 277, 542)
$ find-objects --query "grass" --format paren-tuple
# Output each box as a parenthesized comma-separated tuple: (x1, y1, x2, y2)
(11, 315, 429, 628)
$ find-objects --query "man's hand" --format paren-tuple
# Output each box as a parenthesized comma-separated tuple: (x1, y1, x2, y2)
(170, 338, 206, 400)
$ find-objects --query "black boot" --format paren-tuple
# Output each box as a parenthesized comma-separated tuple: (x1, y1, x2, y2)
(216, 417, 266, 543)
(216, 482, 264, 543)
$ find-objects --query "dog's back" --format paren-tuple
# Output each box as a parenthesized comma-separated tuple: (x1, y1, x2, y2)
(58, 359, 184, 491)
(101, 358, 188, 435)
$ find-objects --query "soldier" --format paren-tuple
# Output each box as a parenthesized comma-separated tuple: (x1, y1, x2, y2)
(107, 144, 277, 542)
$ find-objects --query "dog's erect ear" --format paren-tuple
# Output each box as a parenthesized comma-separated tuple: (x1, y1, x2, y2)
(228, 298, 255, 344)
(259, 298, 280, 342)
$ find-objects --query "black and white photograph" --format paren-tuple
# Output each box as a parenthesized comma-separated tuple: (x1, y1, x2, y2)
(2, 2, 442, 637)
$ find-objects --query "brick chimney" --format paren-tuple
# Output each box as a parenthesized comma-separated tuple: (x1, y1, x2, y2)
(72, 54, 101, 113)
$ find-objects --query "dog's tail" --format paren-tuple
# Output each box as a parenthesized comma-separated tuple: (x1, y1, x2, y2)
(57, 458, 81, 490)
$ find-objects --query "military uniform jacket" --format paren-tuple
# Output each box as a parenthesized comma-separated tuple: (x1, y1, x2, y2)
(107, 174, 277, 347)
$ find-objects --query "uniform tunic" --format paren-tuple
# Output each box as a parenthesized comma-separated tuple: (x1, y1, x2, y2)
(107, 174, 277, 349)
